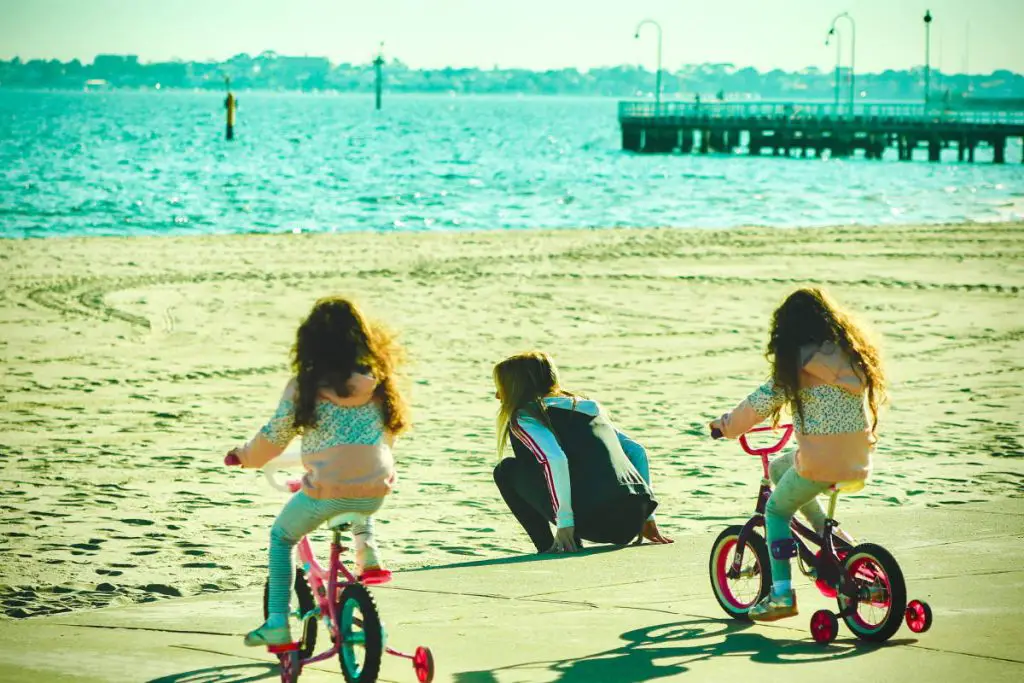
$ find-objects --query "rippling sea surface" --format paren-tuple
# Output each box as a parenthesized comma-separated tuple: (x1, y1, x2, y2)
(2, 90, 1022, 238)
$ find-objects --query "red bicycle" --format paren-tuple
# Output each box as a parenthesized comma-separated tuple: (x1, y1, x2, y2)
(708, 425, 933, 644)
(260, 453, 435, 682)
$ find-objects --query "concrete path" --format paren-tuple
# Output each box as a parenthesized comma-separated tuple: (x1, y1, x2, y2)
(1, 501, 1021, 683)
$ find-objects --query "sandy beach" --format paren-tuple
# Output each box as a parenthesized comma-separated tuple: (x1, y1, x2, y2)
(1, 222, 1022, 621)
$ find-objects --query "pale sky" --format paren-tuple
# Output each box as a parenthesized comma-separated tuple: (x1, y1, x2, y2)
(1, 0, 1021, 73)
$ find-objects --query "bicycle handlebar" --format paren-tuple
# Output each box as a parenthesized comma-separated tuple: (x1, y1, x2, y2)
(738, 424, 794, 456)
(263, 446, 304, 493)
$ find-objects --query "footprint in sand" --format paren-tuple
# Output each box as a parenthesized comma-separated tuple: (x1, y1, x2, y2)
(70, 542, 102, 551)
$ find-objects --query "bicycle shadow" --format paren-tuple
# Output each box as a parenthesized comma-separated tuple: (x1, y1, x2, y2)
(453, 617, 916, 682)
(146, 662, 278, 683)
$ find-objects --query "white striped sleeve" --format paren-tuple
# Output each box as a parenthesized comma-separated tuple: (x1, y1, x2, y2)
(511, 411, 574, 529)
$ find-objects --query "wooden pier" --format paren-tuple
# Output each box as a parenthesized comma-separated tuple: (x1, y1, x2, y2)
(619, 102, 1024, 163)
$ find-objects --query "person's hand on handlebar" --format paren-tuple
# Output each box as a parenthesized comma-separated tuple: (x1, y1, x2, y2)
(224, 448, 242, 467)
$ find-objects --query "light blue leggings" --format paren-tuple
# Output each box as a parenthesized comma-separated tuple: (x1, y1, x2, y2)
(765, 452, 832, 584)
(267, 491, 384, 615)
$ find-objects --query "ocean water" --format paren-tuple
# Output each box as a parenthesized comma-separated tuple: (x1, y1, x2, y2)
(1, 90, 1022, 239)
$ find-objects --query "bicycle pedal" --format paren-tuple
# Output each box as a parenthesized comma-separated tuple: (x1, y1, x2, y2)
(359, 568, 393, 585)
(267, 642, 300, 654)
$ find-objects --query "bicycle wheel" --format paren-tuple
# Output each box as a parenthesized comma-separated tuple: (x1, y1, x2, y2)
(709, 525, 771, 620)
(337, 583, 383, 683)
(836, 543, 907, 642)
(264, 567, 318, 659)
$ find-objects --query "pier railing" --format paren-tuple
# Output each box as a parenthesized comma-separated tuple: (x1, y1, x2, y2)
(618, 101, 1024, 126)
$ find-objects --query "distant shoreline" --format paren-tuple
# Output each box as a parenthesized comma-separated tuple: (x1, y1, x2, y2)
(3, 55, 1022, 100)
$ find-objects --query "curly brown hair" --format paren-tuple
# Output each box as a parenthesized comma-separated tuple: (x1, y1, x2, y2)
(767, 288, 887, 436)
(290, 296, 410, 435)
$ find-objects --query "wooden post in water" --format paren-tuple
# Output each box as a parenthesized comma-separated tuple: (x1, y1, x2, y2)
(905, 137, 916, 161)
(749, 131, 762, 156)
(993, 137, 1006, 164)
(373, 42, 384, 111)
(224, 77, 236, 141)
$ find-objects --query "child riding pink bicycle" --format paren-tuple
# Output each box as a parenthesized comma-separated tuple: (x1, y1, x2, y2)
(225, 296, 433, 682)
(710, 287, 886, 622)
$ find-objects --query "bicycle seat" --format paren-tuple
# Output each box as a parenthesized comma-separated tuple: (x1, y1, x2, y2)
(830, 480, 865, 494)
(326, 511, 369, 530)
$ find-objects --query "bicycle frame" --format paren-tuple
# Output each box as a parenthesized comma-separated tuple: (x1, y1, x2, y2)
(292, 518, 417, 665)
(254, 448, 435, 681)
(286, 530, 351, 666)
(725, 426, 856, 604)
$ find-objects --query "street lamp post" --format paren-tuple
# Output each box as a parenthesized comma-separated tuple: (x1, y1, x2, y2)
(924, 10, 933, 107)
(634, 19, 663, 112)
(825, 26, 842, 113)
(828, 12, 856, 115)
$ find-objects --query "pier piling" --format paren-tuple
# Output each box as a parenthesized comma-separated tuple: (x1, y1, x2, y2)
(994, 137, 1006, 164)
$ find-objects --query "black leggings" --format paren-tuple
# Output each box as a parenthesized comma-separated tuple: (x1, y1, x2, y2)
(493, 457, 650, 552)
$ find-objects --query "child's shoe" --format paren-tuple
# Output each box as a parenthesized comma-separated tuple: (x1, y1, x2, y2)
(749, 590, 798, 622)
(356, 547, 392, 585)
(243, 616, 292, 647)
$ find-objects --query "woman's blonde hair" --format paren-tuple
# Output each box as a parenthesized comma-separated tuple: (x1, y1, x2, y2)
(493, 351, 579, 457)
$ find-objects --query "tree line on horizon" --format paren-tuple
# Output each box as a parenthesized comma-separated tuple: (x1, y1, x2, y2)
(2, 51, 1023, 101)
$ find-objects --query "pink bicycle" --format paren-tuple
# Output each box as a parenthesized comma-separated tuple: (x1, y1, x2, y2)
(260, 453, 435, 683)
(709, 425, 933, 644)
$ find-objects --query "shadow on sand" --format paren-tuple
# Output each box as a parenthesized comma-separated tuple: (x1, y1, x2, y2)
(453, 616, 917, 682)
(403, 544, 634, 573)
(147, 661, 279, 683)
